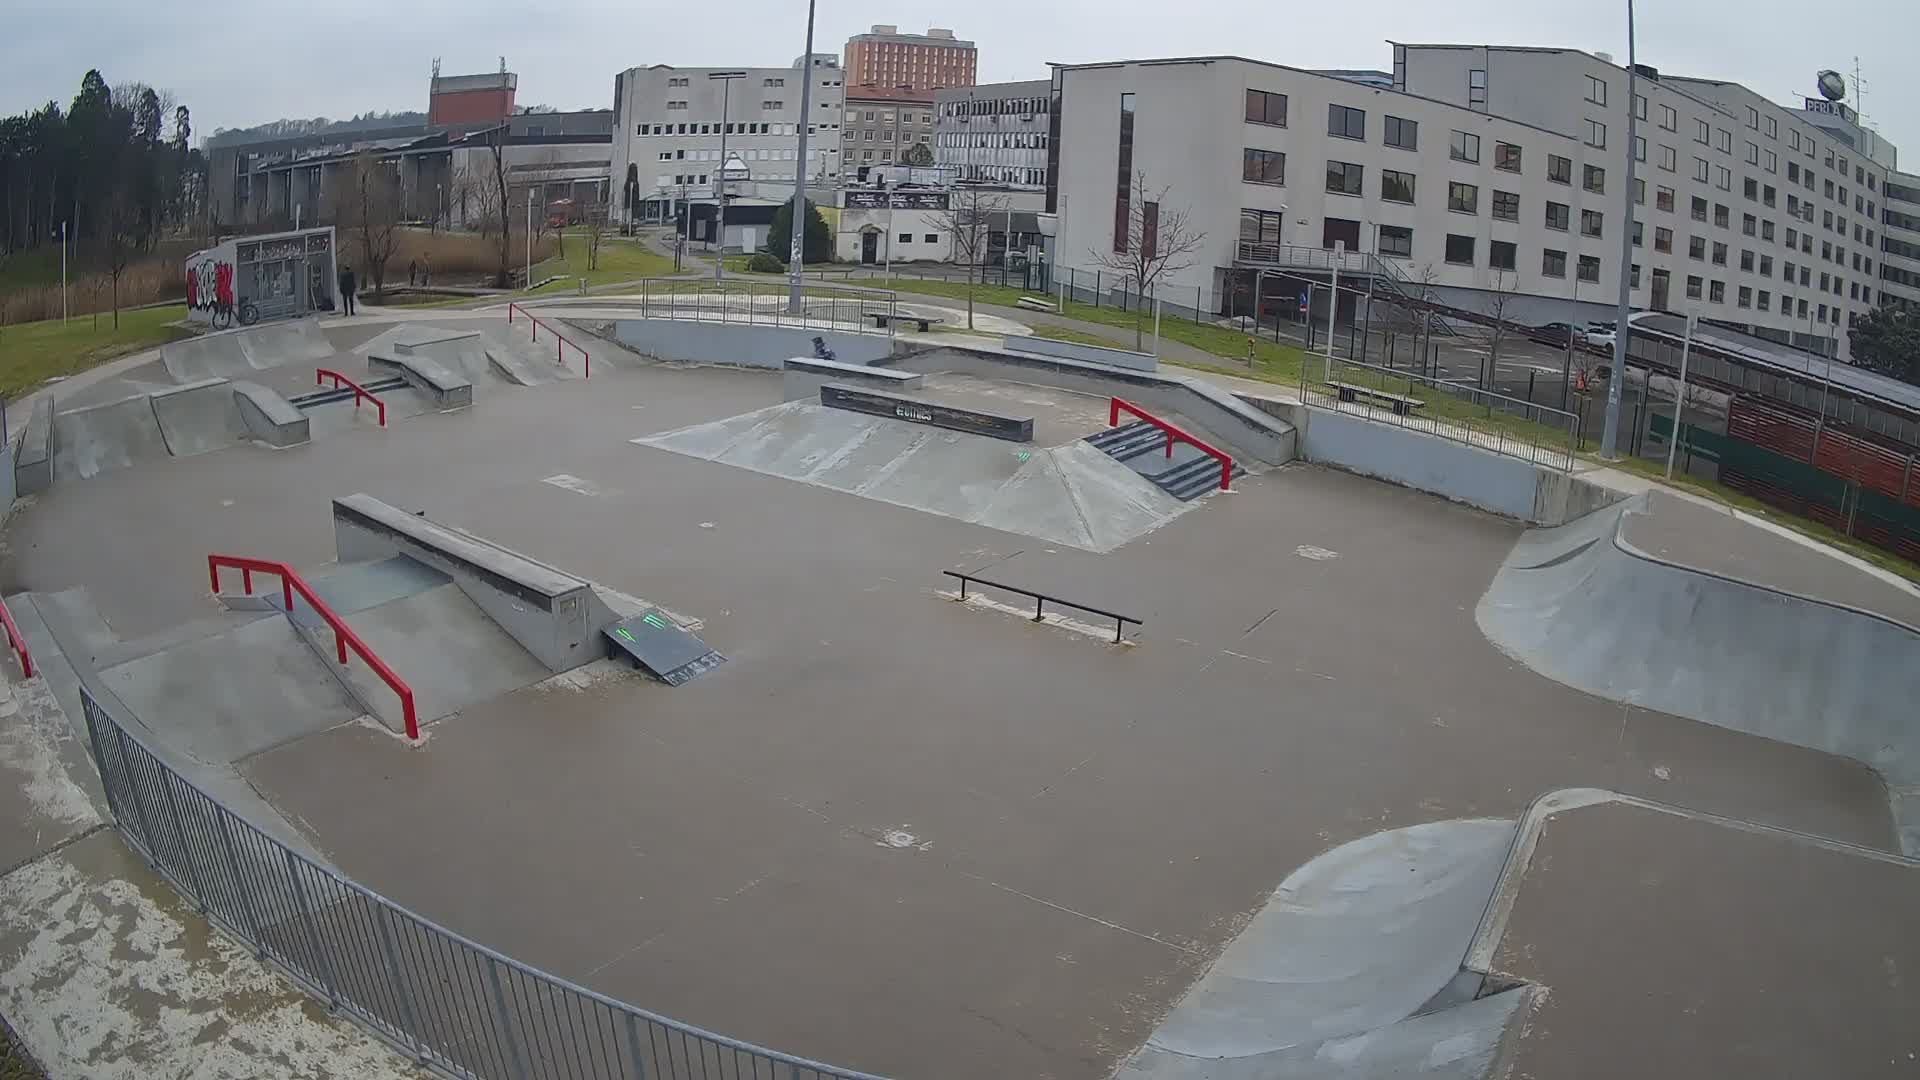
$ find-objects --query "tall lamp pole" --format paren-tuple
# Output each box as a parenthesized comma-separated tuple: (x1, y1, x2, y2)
(710, 71, 746, 282)
(1599, 0, 1641, 458)
(787, 0, 819, 314)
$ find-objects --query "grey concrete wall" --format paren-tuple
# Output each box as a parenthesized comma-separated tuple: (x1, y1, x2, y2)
(368, 355, 473, 411)
(0, 442, 16, 524)
(780, 357, 924, 402)
(1003, 334, 1157, 373)
(15, 396, 53, 496)
(609, 320, 892, 369)
(895, 345, 1297, 466)
(231, 383, 311, 448)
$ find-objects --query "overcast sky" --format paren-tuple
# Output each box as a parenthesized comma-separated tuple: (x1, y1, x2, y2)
(4, 0, 1914, 160)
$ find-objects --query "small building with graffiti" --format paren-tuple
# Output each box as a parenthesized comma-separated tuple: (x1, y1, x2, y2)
(183, 227, 340, 328)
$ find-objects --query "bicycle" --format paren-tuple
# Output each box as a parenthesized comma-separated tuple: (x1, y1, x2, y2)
(209, 297, 260, 330)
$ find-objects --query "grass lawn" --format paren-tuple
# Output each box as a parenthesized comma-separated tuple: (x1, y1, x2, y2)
(0, 305, 192, 399)
(525, 233, 678, 293)
(1601, 453, 1920, 586)
(1029, 325, 1125, 347)
(374, 291, 486, 309)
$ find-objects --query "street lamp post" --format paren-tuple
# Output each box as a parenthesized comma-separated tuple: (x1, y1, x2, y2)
(1600, 0, 1642, 458)
(710, 71, 747, 283)
(788, 0, 819, 314)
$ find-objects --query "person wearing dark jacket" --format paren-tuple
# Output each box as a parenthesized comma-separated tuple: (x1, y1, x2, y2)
(338, 265, 356, 316)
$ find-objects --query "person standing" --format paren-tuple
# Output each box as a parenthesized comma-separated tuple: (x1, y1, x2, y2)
(338, 264, 356, 316)
(421, 254, 431, 287)
(409, 258, 418, 286)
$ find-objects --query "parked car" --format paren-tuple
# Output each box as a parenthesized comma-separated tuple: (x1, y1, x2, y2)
(1583, 322, 1617, 350)
(1527, 322, 1580, 347)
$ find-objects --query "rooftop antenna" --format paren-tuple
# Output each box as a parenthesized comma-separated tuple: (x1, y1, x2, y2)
(1851, 56, 1875, 129)
(432, 57, 441, 80)
(499, 56, 507, 75)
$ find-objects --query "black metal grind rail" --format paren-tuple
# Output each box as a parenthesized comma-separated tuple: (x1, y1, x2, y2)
(942, 570, 1142, 643)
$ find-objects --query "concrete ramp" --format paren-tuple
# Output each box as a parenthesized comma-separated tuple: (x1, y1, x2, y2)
(151, 378, 249, 458)
(52, 393, 170, 481)
(476, 325, 582, 382)
(635, 401, 1191, 552)
(238, 319, 334, 369)
(96, 614, 366, 765)
(1477, 494, 1920, 854)
(1120, 818, 1516, 1079)
(162, 320, 331, 382)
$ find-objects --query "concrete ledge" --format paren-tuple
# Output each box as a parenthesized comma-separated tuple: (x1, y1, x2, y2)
(1003, 333, 1157, 372)
(369, 353, 473, 411)
(781, 355, 924, 401)
(894, 343, 1296, 465)
(332, 494, 608, 673)
(231, 381, 310, 448)
(608, 319, 892, 369)
(15, 395, 54, 496)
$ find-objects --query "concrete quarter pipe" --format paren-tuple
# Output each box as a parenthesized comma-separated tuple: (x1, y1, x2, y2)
(1476, 492, 1920, 853)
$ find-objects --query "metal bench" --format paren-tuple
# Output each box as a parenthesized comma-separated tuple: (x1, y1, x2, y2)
(1016, 296, 1058, 313)
(867, 311, 944, 332)
(1326, 380, 1426, 417)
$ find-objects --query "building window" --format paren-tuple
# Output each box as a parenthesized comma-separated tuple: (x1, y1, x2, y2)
(1710, 280, 1726, 303)
(1757, 290, 1771, 311)
(1445, 233, 1476, 264)
(1634, 178, 1646, 205)
(1450, 130, 1480, 163)
(1585, 119, 1606, 148)
(1543, 249, 1567, 277)
(1243, 148, 1286, 186)
(1378, 224, 1413, 258)
(1448, 181, 1479, 214)
(1245, 89, 1288, 127)
(1695, 118, 1710, 144)
(1384, 115, 1418, 150)
(1763, 185, 1776, 208)
(1583, 164, 1605, 194)
(1691, 196, 1708, 222)
(1113, 93, 1135, 253)
(1694, 157, 1710, 182)
(1582, 209, 1604, 238)
(1494, 142, 1521, 173)
(1492, 190, 1519, 221)
(1630, 263, 1642, 289)
(1632, 220, 1644, 247)
(1659, 104, 1677, 131)
(1633, 136, 1646, 163)
(1738, 285, 1753, 308)
(1715, 166, 1731, 191)
(1490, 239, 1516, 270)
(1380, 169, 1416, 204)
(1745, 141, 1760, 165)
(1659, 145, 1676, 172)
(1689, 235, 1706, 260)
(1325, 160, 1364, 196)
(1656, 186, 1675, 212)
(1714, 204, 1729, 228)
(1578, 254, 1601, 282)
(1788, 161, 1800, 182)
(1760, 254, 1772, 275)
(1715, 129, 1732, 153)
(1548, 154, 1572, 185)
(1328, 104, 1366, 140)
(1765, 150, 1778, 174)
(1239, 208, 1286, 246)
(1743, 177, 1758, 201)
(925, 234, 938, 244)
(1585, 75, 1608, 105)
(1468, 69, 1487, 110)
(1712, 241, 1727, 265)
(1655, 226, 1673, 252)
(1766, 116, 1779, 139)
(1686, 275, 1703, 300)
(1545, 201, 1570, 230)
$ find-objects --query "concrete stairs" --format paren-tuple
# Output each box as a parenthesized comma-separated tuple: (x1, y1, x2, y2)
(1086, 421, 1246, 501)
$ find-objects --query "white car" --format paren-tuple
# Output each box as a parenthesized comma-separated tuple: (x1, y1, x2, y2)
(1583, 323, 1617, 350)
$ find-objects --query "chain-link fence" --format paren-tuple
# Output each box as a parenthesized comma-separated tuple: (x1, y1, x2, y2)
(1299, 353, 1580, 472)
(80, 683, 888, 1080)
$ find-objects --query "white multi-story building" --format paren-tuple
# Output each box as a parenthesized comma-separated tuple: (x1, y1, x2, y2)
(1050, 46, 1898, 362)
(935, 80, 1052, 189)
(1879, 171, 1920, 310)
(609, 58, 845, 227)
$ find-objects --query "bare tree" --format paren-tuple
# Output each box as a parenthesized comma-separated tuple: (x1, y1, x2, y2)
(1085, 170, 1207, 350)
(332, 150, 403, 299)
(931, 185, 1007, 331)
(1409, 262, 1444, 377)
(581, 202, 609, 273)
(455, 131, 514, 287)
(1478, 269, 1522, 391)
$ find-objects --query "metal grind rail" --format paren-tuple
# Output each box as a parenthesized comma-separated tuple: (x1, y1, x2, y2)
(315, 368, 388, 426)
(507, 302, 591, 377)
(207, 554, 419, 740)
(1110, 397, 1235, 492)
(943, 570, 1143, 643)
(0, 594, 32, 677)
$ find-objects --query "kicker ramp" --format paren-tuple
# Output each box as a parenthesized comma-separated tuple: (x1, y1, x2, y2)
(1477, 494, 1920, 854)
(161, 319, 333, 382)
(150, 378, 249, 458)
(51, 393, 170, 481)
(332, 494, 625, 673)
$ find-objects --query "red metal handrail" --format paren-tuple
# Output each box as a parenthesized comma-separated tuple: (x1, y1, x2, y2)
(508, 302, 592, 378)
(0, 595, 33, 678)
(1110, 397, 1235, 492)
(315, 368, 387, 427)
(208, 555, 419, 740)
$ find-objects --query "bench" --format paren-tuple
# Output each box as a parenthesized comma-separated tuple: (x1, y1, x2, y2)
(867, 311, 944, 332)
(1326, 380, 1426, 417)
(1016, 296, 1058, 313)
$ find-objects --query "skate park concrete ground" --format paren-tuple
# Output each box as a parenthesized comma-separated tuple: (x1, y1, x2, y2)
(1, 311, 1916, 1079)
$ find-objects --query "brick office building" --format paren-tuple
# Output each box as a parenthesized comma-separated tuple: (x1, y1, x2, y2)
(842, 26, 976, 92)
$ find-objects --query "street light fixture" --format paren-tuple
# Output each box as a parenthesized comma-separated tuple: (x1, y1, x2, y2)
(709, 71, 748, 283)
(1600, 0, 1641, 458)
(788, 0, 819, 314)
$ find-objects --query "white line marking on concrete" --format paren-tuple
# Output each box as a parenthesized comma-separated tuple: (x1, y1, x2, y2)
(541, 473, 601, 496)
(1295, 544, 1340, 561)
(960, 871, 1199, 953)
(940, 590, 1134, 645)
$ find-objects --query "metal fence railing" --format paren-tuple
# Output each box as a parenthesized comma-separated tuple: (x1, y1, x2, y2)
(1298, 353, 1580, 472)
(79, 682, 889, 1080)
(615, 281, 899, 336)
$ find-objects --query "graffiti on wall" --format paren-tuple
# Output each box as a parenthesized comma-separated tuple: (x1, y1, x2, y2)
(184, 255, 234, 318)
